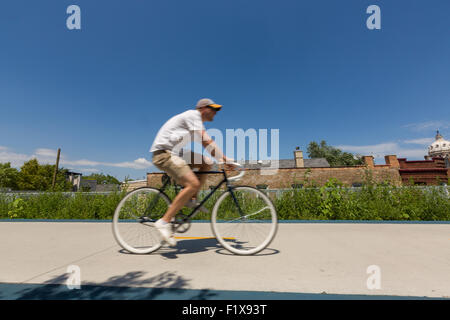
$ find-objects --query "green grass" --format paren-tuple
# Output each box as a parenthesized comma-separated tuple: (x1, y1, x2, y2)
(0, 191, 126, 220)
(274, 184, 450, 221)
(0, 183, 449, 221)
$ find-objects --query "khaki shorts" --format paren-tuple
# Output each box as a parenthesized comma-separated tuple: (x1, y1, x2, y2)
(152, 150, 212, 183)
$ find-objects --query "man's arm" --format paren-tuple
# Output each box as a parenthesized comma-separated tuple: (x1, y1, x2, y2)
(201, 130, 234, 164)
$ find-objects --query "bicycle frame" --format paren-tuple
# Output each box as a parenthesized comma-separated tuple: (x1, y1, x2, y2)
(114, 164, 277, 255)
(154, 169, 245, 224)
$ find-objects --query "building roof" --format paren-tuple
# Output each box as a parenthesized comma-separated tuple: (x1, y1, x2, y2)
(304, 158, 331, 167)
(238, 158, 330, 169)
(65, 171, 82, 176)
(428, 130, 450, 157)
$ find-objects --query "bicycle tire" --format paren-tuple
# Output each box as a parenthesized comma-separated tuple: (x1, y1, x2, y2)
(112, 187, 171, 254)
(211, 186, 278, 255)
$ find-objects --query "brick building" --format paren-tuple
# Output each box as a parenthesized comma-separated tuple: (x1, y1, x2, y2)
(146, 150, 403, 189)
(363, 154, 449, 186)
(121, 179, 148, 192)
(397, 157, 449, 185)
(144, 133, 450, 189)
(395, 130, 450, 185)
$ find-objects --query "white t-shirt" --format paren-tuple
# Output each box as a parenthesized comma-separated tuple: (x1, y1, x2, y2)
(150, 110, 205, 153)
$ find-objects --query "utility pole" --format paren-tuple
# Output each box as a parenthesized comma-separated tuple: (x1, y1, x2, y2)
(52, 148, 61, 189)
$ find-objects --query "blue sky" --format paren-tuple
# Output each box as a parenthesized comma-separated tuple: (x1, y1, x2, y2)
(0, 0, 449, 181)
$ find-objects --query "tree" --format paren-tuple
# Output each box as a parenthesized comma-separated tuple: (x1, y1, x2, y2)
(82, 173, 120, 185)
(16, 159, 72, 191)
(0, 162, 20, 190)
(307, 140, 364, 167)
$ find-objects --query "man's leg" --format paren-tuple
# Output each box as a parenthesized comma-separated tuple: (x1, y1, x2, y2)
(153, 151, 201, 245)
(187, 151, 213, 199)
(155, 170, 200, 246)
(160, 170, 201, 223)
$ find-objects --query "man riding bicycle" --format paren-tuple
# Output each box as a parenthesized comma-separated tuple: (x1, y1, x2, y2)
(150, 98, 236, 246)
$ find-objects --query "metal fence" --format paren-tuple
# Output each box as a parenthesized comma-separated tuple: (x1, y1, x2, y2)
(0, 191, 116, 202)
(262, 184, 449, 194)
(1, 185, 449, 201)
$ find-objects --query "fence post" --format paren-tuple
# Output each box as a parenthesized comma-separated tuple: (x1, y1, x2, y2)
(52, 148, 61, 189)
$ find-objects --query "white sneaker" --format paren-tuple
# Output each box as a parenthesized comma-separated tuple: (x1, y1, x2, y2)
(185, 200, 209, 213)
(155, 219, 177, 247)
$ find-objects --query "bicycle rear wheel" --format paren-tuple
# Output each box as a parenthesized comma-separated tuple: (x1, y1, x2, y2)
(112, 187, 171, 254)
(211, 186, 278, 255)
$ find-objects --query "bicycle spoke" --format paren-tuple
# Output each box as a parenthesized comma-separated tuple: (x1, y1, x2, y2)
(221, 206, 271, 223)
(112, 188, 170, 254)
(211, 186, 277, 255)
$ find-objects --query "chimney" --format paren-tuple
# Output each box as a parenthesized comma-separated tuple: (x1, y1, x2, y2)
(384, 155, 399, 168)
(363, 156, 374, 167)
(294, 147, 304, 168)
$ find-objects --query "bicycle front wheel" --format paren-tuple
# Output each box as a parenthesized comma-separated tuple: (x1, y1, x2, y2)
(112, 187, 171, 254)
(211, 186, 278, 255)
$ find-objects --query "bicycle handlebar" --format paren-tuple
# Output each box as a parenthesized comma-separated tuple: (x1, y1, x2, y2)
(217, 162, 245, 182)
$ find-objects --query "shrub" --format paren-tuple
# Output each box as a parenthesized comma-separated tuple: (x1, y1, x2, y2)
(0, 182, 449, 221)
(0, 191, 127, 220)
(273, 179, 450, 221)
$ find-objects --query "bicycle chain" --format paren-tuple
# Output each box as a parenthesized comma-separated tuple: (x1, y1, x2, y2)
(172, 213, 191, 233)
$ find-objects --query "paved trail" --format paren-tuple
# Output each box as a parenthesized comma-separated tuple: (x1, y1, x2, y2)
(1, 221, 449, 299)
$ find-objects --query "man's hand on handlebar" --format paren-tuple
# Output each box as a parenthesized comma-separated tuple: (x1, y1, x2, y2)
(222, 156, 239, 170)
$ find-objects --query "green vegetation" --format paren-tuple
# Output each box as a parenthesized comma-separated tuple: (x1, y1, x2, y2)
(0, 190, 126, 220)
(274, 180, 449, 221)
(307, 140, 364, 166)
(0, 162, 19, 190)
(0, 160, 72, 191)
(0, 180, 448, 221)
(82, 173, 120, 185)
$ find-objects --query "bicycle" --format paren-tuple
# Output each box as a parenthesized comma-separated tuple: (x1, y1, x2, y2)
(112, 163, 278, 255)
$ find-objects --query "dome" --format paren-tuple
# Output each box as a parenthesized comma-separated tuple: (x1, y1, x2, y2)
(428, 130, 450, 158)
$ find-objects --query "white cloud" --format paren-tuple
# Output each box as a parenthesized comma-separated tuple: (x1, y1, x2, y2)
(337, 142, 427, 160)
(403, 121, 450, 132)
(78, 168, 100, 173)
(29, 148, 59, 164)
(104, 158, 153, 170)
(403, 138, 434, 145)
(0, 146, 31, 167)
(393, 148, 429, 159)
(34, 148, 58, 157)
(0, 146, 154, 171)
(336, 142, 398, 156)
(62, 159, 102, 167)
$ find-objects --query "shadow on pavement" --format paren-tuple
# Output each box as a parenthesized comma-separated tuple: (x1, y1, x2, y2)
(118, 238, 280, 258)
(159, 238, 222, 259)
(214, 248, 280, 256)
(2, 276, 447, 300)
(1, 270, 218, 300)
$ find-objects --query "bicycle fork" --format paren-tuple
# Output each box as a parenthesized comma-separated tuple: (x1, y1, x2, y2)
(228, 186, 246, 219)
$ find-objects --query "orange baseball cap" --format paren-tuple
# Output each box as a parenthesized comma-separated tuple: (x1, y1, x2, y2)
(196, 98, 222, 110)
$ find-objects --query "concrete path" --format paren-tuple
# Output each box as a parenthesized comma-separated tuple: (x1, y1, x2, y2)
(0, 221, 449, 299)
